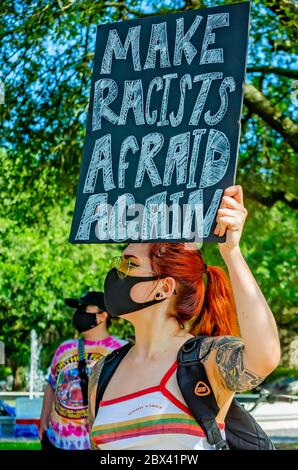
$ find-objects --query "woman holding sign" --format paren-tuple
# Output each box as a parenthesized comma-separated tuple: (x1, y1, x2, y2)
(88, 185, 280, 450)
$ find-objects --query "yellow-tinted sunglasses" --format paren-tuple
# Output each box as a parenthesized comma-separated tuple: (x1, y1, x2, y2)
(110, 256, 158, 279)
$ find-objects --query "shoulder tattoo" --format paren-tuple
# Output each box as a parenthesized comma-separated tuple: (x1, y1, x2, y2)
(200, 336, 266, 392)
(88, 358, 105, 449)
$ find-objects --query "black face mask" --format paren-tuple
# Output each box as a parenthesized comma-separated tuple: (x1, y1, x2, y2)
(72, 309, 98, 333)
(104, 268, 166, 318)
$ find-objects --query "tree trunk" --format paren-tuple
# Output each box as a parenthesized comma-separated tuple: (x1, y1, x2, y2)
(244, 83, 298, 152)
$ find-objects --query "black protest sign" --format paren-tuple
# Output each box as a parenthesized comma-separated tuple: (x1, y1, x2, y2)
(70, 1, 250, 244)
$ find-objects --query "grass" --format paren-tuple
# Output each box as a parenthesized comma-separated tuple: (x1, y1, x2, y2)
(0, 440, 298, 450)
(0, 440, 41, 450)
(275, 442, 298, 450)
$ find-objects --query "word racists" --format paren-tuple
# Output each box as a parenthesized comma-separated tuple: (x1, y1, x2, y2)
(92, 72, 235, 131)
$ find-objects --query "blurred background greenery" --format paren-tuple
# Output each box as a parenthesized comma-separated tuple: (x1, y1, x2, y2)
(0, 0, 297, 390)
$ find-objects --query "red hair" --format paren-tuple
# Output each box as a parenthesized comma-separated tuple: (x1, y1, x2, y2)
(150, 243, 239, 337)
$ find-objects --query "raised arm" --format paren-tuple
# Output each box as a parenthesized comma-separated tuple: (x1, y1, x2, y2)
(205, 186, 281, 392)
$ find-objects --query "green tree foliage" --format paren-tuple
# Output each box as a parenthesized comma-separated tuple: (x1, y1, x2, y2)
(0, 182, 126, 386)
(0, 1, 297, 386)
(1, 0, 296, 221)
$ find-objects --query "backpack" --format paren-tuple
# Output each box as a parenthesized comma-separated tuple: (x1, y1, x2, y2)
(94, 336, 275, 450)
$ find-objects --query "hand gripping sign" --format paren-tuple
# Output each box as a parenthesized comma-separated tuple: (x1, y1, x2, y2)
(70, 2, 250, 244)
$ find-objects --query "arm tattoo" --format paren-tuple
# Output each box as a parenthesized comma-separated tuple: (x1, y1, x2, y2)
(199, 337, 215, 361)
(88, 358, 105, 450)
(200, 337, 266, 392)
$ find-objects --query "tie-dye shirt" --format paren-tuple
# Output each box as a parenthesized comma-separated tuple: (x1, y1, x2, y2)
(46, 336, 127, 450)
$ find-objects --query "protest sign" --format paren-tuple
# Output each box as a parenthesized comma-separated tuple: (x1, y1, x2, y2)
(70, 1, 250, 243)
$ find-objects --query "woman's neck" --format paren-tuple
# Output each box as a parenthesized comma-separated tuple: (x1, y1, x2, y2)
(127, 308, 192, 361)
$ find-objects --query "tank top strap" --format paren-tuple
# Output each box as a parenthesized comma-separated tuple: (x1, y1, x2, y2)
(159, 360, 191, 415)
(160, 360, 178, 388)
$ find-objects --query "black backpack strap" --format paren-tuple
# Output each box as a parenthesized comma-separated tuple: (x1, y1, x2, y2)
(78, 338, 89, 406)
(177, 336, 229, 450)
(95, 342, 133, 415)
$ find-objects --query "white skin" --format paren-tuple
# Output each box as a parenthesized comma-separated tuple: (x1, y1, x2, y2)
(38, 306, 109, 440)
(89, 185, 281, 427)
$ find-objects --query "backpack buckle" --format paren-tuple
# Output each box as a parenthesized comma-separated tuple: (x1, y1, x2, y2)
(179, 338, 200, 364)
(206, 424, 229, 450)
(182, 338, 197, 353)
(215, 439, 230, 450)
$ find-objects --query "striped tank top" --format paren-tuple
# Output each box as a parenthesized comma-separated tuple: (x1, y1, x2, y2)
(91, 361, 225, 450)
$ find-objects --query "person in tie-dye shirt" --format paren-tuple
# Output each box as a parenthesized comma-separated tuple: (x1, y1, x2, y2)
(39, 291, 127, 450)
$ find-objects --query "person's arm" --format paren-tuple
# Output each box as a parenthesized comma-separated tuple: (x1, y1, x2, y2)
(39, 345, 61, 440)
(39, 383, 55, 440)
(202, 185, 280, 392)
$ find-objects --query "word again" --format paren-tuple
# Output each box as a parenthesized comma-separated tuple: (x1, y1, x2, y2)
(75, 189, 223, 242)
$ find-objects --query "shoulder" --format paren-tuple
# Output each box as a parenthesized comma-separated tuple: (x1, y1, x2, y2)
(88, 357, 106, 411)
(90, 356, 106, 388)
(103, 336, 129, 350)
(89, 341, 132, 394)
(52, 338, 77, 362)
(199, 335, 244, 361)
(88, 356, 106, 435)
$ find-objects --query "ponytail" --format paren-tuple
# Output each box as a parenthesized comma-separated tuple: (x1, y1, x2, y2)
(190, 265, 239, 337)
(150, 243, 239, 337)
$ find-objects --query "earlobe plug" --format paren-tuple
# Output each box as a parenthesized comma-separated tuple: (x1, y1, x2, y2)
(156, 292, 162, 299)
